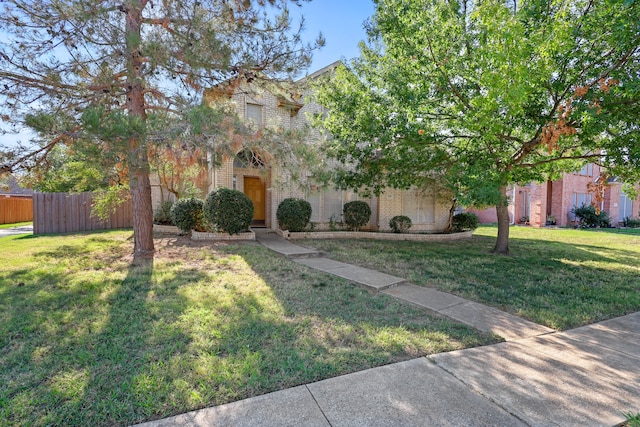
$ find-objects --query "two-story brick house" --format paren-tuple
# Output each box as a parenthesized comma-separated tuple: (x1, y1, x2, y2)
(470, 162, 640, 227)
(151, 62, 453, 233)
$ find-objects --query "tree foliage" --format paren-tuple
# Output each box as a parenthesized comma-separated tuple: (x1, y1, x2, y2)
(314, 0, 640, 254)
(0, 0, 323, 256)
(19, 145, 112, 193)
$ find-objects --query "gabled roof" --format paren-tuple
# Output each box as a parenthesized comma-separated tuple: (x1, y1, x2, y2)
(296, 60, 343, 82)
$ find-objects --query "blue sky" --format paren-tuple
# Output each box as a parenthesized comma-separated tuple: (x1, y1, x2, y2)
(295, 0, 374, 72)
(1, 1, 375, 147)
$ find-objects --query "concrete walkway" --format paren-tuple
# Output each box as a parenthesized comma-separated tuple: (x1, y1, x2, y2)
(134, 231, 640, 426)
(0, 224, 33, 237)
(255, 230, 553, 341)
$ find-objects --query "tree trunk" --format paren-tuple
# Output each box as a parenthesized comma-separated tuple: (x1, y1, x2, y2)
(126, 1, 154, 257)
(129, 152, 155, 257)
(493, 188, 510, 255)
(444, 199, 456, 233)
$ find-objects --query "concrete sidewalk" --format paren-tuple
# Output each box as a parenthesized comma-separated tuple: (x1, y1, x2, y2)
(0, 224, 33, 237)
(136, 311, 640, 427)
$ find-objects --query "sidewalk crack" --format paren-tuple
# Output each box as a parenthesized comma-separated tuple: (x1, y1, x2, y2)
(306, 385, 333, 427)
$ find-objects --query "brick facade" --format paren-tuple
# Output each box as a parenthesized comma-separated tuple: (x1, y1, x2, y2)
(470, 163, 640, 227)
(151, 62, 458, 233)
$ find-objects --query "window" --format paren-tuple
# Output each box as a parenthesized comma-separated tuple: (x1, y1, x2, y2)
(572, 193, 592, 209)
(307, 190, 321, 222)
(521, 191, 530, 218)
(246, 103, 263, 127)
(305, 188, 345, 222)
(402, 190, 435, 223)
(619, 193, 634, 222)
(234, 149, 264, 169)
(578, 163, 594, 176)
(323, 189, 343, 222)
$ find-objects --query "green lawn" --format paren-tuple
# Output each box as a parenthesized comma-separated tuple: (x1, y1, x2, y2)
(0, 231, 495, 427)
(300, 225, 640, 331)
(0, 221, 32, 229)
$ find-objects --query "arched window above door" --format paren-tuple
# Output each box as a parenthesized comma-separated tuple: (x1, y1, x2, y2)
(234, 149, 265, 169)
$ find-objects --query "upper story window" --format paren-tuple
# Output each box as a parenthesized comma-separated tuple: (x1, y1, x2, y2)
(246, 103, 263, 127)
(577, 163, 594, 176)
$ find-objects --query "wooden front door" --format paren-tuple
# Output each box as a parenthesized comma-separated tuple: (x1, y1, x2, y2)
(244, 177, 266, 222)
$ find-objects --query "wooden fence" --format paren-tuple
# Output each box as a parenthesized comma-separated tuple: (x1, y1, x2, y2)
(33, 192, 133, 234)
(0, 194, 33, 224)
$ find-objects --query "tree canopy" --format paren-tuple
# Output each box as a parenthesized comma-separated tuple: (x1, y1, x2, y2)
(1, 0, 323, 256)
(314, 0, 640, 254)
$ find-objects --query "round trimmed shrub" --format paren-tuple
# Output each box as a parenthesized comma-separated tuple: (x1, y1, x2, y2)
(452, 212, 479, 232)
(277, 198, 312, 232)
(171, 197, 204, 234)
(343, 200, 371, 231)
(204, 188, 254, 235)
(389, 215, 412, 233)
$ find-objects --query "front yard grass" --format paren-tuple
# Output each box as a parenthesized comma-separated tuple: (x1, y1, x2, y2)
(301, 225, 640, 331)
(0, 230, 496, 427)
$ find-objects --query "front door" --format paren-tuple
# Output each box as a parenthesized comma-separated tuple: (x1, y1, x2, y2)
(244, 176, 266, 223)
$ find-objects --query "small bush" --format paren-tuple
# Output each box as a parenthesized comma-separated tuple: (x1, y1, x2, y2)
(154, 200, 174, 225)
(343, 200, 371, 231)
(622, 216, 640, 228)
(277, 198, 312, 232)
(453, 212, 479, 232)
(171, 198, 204, 234)
(572, 204, 610, 228)
(389, 215, 412, 233)
(204, 188, 254, 235)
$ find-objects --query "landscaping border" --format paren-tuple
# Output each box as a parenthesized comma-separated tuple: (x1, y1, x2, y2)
(153, 224, 181, 234)
(192, 230, 255, 241)
(278, 229, 473, 241)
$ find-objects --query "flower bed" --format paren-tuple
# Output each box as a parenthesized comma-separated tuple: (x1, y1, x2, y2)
(278, 229, 473, 241)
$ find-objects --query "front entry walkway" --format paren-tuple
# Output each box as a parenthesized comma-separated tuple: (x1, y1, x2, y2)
(254, 229, 553, 341)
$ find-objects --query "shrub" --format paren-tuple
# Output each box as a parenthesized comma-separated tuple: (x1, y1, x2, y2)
(204, 188, 254, 235)
(389, 215, 412, 233)
(622, 216, 640, 228)
(572, 204, 610, 228)
(452, 212, 479, 232)
(154, 200, 174, 225)
(171, 198, 204, 234)
(277, 198, 312, 232)
(343, 200, 371, 231)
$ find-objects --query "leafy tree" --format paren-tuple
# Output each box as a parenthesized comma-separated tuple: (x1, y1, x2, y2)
(0, 0, 322, 257)
(20, 145, 112, 193)
(314, 0, 640, 254)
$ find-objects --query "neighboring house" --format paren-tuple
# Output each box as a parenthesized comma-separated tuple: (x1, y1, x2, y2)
(470, 163, 640, 227)
(0, 174, 33, 195)
(150, 62, 452, 233)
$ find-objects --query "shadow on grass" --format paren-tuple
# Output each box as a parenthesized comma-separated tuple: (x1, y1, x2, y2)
(1, 234, 496, 426)
(300, 233, 640, 330)
(0, 241, 203, 426)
